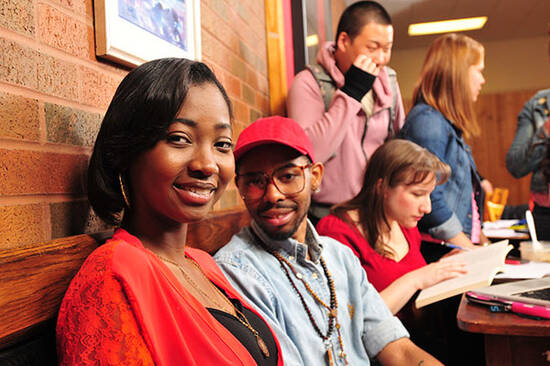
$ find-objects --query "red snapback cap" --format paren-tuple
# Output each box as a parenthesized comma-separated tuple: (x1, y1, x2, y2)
(234, 116, 315, 163)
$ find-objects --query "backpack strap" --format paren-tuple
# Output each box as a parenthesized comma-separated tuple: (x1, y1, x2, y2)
(385, 66, 399, 139)
(305, 64, 337, 111)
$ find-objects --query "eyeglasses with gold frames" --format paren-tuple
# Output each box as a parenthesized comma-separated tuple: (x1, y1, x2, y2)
(236, 164, 312, 200)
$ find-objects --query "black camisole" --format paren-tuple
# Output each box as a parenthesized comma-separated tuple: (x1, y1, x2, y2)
(208, 296, 278, 366)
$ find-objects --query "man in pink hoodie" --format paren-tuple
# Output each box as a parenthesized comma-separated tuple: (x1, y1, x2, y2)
(287, 1, 405, 224)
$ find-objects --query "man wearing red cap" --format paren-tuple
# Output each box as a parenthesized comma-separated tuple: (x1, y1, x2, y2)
(214, 116, 442, 365)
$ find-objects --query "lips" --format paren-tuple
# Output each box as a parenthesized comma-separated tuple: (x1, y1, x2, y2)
(259, 209, 295, 227)
(173, 182, 216, 205)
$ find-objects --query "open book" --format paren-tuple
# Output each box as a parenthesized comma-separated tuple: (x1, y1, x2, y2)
(415, 240, 512, 308)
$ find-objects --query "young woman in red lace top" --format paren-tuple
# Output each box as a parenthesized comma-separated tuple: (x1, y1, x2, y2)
(317, 139, 466, 314)
(56, 58, 282, 366)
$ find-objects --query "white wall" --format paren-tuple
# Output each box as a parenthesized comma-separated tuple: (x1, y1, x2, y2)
(391, 35, 550, 101)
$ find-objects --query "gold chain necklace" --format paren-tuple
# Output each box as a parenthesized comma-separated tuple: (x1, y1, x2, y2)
(156, 254, 270, 358)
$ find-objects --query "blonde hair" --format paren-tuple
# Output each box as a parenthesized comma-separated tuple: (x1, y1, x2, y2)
(412, 33, 484, 138)
(332, 139, 451, 257)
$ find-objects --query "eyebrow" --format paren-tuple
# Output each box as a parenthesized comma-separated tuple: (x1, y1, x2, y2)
(173, 118, 232, 131)
(239, 161, 305, 175)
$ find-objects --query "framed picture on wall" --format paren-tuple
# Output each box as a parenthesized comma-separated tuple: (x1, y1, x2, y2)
(94, 0, 201, 67)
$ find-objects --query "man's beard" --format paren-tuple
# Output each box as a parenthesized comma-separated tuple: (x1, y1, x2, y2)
(255, 201, 308, 241)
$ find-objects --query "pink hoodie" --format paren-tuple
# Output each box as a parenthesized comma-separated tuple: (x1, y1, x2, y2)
(287, 42, 405, 205)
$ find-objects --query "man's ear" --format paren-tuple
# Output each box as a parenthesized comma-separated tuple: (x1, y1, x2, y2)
(310, 162, 324, 192)
(336, 31, 351, 53)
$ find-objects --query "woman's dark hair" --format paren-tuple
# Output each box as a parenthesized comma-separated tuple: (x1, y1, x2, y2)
(335, 1, 392, 42)
(88, 58, 232, 225)
(331, 139, 451, 257)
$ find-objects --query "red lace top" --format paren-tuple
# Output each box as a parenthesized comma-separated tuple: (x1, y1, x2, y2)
(56, 229, 283, 365)
(317, 215, 426, 292)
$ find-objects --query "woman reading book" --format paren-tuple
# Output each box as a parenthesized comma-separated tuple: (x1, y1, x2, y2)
(316, 139, 473, 365)
(317, 139, 466, 314)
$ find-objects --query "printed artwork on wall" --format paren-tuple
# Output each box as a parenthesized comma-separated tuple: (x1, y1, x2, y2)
(94, 0, 201, 67)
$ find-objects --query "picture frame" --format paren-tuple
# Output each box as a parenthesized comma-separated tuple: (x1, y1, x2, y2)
(94, 0, 201, 67)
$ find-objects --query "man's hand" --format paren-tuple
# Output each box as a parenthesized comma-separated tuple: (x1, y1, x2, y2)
(353, 54, 381, 76)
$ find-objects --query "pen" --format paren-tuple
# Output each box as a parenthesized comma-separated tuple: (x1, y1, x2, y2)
(441, 242, 471, 251)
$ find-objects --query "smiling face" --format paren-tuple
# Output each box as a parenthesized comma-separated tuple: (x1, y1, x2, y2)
(384, 173, 436, 229)
(468, 56, 485, 102)
(237, 144, 323, 242)
(127, 83, 234, 228)
(336, 22, 394, 74)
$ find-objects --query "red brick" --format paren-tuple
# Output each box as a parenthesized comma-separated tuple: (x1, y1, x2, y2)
(45, 103, 102, 146)
(210, 0, 229, 19)
(213, 42, 232, 71)
(249, 108, 262, 124)
(241, 83, 255, 105)
(37, 53, 79, 101)
(0, 204, 46, 249)
(0, 0, 35, 36)
(257, 75, 269, 94)
(248, 0, 264, 18)
(38, 4, 90, 59)
(246, 66, 258, 90)
(255, 93, 269, 114)
(230, 55, 247, 80)
(201, 3, 217, 37)
(201, 31, 216, 60)
(239, 40, 255, 66)
(231, 98, 248, 125)
(0, 38, 38, 90)
(79, 65, 122, 109)
(0, 92, 39, 141)
(0, 149, 88, 195)
(49, 0, 90, 15)
(224, 73, 241, 99)
(232, 120, 247, 138)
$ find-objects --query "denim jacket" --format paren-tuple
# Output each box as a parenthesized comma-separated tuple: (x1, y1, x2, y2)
(506, 88, 550, 195)
(214, 221, 408, 366)
(399, 103, 482, 239)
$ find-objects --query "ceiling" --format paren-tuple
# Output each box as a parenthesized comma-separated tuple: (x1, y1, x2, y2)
(344, 0, 550, 50)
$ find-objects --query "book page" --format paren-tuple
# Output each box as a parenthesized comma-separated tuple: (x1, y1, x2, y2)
(415, 240, 512, 308)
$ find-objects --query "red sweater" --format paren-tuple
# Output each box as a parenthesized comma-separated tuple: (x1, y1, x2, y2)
(317, 215, 426, 292)
(57, 229, 283, 366)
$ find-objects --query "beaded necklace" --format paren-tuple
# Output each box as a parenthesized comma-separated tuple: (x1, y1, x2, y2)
(157, 254, 270, 358)
(252, 230, 348, 366)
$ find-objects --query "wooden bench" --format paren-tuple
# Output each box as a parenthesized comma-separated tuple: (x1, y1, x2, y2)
(0, 209, 250, 365)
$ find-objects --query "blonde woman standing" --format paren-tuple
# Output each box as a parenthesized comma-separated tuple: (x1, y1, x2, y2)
(400, 33, 491, 253)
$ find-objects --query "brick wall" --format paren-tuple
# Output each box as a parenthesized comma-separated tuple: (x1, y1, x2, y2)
(0, 0, 269, 249)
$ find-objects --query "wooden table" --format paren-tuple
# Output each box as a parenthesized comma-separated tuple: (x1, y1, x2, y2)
(457, 294, 550, 365)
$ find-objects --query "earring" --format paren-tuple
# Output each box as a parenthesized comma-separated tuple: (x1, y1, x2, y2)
(118, 173, 131, 208)
(313, 186, 321, 193)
